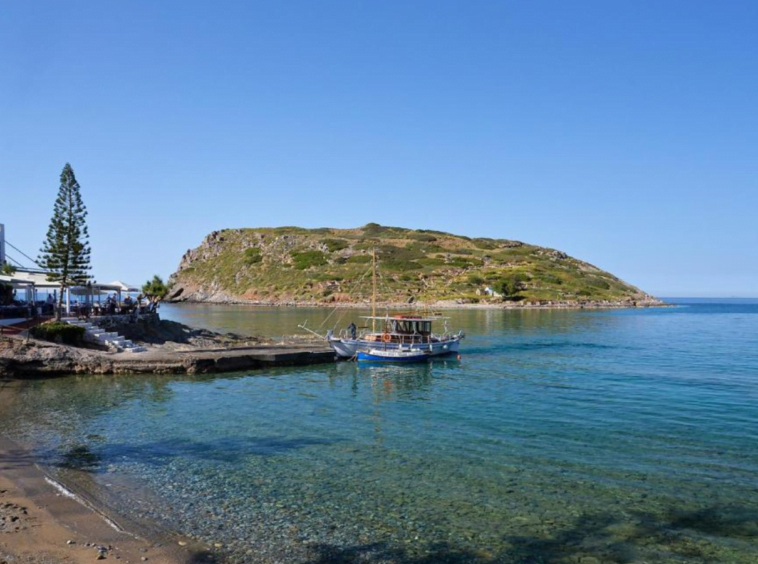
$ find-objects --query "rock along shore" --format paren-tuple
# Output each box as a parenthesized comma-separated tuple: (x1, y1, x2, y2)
(0, 317, 335, 379)
(168, 294, 667, 309)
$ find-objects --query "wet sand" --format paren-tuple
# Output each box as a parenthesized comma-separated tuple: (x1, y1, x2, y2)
(0, 379, 211, 564)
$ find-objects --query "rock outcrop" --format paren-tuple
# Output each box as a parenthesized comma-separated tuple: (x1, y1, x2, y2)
(167, 224, 662, 307)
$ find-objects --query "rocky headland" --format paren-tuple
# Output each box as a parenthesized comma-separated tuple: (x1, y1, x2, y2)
(167, 224, 663, 308)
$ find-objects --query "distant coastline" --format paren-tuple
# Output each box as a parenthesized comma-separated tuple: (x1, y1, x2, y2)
(167, 296, 668, 309)
(661, 297, 758, 303)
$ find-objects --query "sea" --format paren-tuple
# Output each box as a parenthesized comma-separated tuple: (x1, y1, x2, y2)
(1, 299, 757, 563)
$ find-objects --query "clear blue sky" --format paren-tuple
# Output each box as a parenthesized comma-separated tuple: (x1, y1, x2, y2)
(1, 1, 756, 297)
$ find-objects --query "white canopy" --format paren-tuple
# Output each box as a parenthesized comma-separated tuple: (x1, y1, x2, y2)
(0, 273, 138, 294)
(4, 270, 61, 289)
(0, 274, 33, 287)
(108, 280, 140, 293)
(2, 269, 142, 315)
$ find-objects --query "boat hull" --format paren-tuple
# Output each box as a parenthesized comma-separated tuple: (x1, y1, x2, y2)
(329, 336, 461, 359)
(357, 350, 431, 363)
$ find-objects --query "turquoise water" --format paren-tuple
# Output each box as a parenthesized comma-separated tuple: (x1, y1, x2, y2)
(3, 301, 758, 563)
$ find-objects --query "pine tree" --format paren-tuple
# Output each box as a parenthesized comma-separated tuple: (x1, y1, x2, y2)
(38, 163, 92, 320)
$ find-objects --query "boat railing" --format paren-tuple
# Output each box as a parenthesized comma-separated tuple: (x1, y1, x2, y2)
(336, 329, 461, 343)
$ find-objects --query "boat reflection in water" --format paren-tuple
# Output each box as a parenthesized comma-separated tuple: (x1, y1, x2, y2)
(354, 355, 462, 402)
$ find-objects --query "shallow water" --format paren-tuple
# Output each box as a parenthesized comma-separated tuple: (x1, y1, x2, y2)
(3, 301, 758, 563)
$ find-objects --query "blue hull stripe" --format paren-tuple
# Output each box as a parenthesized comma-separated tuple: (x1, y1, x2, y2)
(357, 352, 430, 362)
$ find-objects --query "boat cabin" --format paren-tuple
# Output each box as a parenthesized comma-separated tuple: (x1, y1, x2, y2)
(388, 316, 432, 336)
(358, 314, 446, 342)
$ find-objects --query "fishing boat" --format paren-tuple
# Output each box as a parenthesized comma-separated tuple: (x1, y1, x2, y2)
(328, 313, 463, 359)
(300, 249, 464, 359)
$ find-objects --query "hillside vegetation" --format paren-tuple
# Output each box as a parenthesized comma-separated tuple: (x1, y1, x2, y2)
(167, 224, 658, 306)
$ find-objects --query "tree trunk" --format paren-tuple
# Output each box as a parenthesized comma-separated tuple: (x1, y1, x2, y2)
(56, 286, 64, 321)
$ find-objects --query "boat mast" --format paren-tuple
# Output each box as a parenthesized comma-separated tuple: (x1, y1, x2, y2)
(372, 247, 377, 333)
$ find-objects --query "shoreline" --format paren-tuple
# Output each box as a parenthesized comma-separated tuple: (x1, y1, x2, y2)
(0, 379, 213, 564)
(167, 297, 668, 310)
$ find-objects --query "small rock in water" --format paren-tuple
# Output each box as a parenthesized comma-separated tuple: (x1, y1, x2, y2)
(177, 541, 187, 546)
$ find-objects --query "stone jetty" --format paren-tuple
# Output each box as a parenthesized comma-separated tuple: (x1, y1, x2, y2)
(0, 315, 336, 378)
(0, 335, 335, 377)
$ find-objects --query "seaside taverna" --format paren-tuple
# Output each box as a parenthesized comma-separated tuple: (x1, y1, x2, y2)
(0, 222, 146, 333)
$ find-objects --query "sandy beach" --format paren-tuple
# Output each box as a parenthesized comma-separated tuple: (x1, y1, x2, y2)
(0, 379, 210, 564)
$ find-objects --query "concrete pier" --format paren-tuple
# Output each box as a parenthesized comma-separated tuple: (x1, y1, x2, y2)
(0, 335, 336, 378)
(110, 343, 337, 374)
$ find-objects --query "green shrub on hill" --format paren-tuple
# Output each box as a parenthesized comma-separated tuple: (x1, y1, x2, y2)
(383, 259, 422, 272)
(447, 257, 483, 268)
(291, 250, 328, 269)
(244, 248, 263, 265)
(322, 238, 349, 252)
(498, 273, 528, 299)
(407, 232, 438, 242)
(379, 244, 425, 261)
(362, 223, 390, 237)
(584, 277, 612, 290)
(473, 238, 498, 250)
(418, 257, 446, 267)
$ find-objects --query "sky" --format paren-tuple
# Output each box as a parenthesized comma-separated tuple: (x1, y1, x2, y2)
(1, 1, 756, 297)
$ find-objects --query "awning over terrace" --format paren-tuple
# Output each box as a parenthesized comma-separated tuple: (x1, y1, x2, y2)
(5, 270, 61, 289)
(1, 271, 142, 315)
(108, 280, 140, 293)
